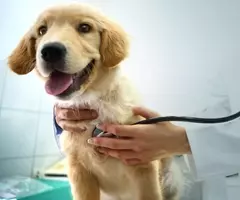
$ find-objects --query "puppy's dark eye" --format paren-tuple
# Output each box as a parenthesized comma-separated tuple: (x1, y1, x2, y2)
(38, 26, 47, 36)
(78, 23, 91, 33)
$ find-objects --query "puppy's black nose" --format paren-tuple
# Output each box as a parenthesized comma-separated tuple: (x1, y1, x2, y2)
(41, 42, 66, 63)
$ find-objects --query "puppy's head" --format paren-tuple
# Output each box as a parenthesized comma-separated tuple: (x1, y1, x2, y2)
(8, 3, 129, 99)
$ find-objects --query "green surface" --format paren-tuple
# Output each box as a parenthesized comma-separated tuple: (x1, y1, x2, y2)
(20, 179, 72, 200)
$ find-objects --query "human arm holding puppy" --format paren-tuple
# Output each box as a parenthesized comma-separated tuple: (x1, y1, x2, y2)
(55, 106, 191, 166)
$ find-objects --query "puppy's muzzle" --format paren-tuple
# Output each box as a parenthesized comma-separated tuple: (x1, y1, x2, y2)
(41, 42, 66, 63)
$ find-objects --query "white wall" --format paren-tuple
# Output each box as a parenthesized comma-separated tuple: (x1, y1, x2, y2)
(0, 0, 239, 177)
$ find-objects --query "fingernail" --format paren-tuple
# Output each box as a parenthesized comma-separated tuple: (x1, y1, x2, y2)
(91, 110, 98, 118)
(87, 138, 95, 145)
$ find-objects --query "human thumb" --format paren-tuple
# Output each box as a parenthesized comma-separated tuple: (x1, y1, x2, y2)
(132, 107, 159, 119)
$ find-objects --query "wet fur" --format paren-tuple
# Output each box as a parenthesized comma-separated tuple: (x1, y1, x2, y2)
(8, 3, 183, 200)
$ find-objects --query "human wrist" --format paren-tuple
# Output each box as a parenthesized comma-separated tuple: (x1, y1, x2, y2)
(173, 125, 192, 155)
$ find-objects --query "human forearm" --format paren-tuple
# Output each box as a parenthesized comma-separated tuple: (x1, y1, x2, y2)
(171, 125, 192, 155)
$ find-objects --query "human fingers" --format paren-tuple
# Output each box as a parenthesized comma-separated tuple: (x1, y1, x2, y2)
(57, 120, 87, 133)
(88, 137, 134, 150)
(55, 106, 98, 121)
(98, 124, 142, 137)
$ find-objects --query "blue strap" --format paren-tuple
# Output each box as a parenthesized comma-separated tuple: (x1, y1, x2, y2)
(53, 112, 63, 150)
(53, 114, 63, 136)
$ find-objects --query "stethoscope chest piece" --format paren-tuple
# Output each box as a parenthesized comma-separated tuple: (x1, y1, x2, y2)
(92, 126, 117, 138)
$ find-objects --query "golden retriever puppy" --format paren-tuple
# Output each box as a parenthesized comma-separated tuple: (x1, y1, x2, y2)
(8, 3, 183, 200)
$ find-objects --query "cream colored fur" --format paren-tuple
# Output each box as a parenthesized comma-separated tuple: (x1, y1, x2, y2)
(7, 3, 184, 200)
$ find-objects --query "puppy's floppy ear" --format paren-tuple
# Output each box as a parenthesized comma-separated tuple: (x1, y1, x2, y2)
(100, 20, 129, 68)
(8, 30, 36, 75)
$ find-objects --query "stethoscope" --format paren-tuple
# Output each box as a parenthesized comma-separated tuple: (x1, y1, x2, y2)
(91, 109, 240, 178)
(92, 110, 240, 137)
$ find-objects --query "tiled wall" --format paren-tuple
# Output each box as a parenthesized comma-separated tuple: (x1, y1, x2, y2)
(0, 60, 62, 178)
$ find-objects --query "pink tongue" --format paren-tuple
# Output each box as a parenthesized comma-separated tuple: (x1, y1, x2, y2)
(45, 71, 73, 95)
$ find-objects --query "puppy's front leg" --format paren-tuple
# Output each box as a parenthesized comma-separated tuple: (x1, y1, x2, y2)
(67, 156, 100, 200)
(133, 162, 163, 200)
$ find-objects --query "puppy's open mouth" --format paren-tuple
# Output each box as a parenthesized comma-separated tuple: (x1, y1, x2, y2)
(45, 60, 95, 97)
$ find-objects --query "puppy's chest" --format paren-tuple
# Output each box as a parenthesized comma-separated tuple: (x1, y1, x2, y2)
(93, 159, 135, 199)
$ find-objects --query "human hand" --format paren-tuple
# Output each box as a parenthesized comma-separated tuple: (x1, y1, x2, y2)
(54, 106, 98, 133)
(87, 107, 191, 165)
